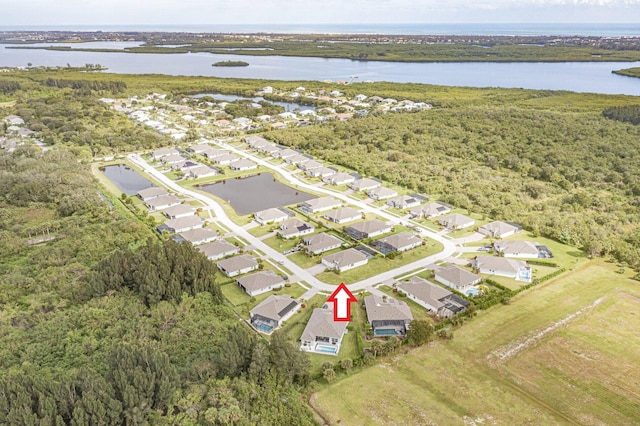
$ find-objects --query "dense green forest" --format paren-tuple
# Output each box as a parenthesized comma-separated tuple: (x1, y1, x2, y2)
(2, 68, 640, 422)
(0, 141, 315, 422)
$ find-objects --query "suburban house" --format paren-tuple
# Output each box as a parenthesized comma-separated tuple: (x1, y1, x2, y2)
(471, 255, 532, 282)
(172, 160, 200, 171)
(202, 148, 229, 159)
(189, 165, 218, 179)
(278, 218, 315, 239)
(300, 305, 349, 355)
(299, 160, 323, 171)
(397, 276, 470, 318)
(410, 201, 452, 219)
(493, 240, 543, 258)
(373, 232, 422, 254)
(162, 153, 186, 165)
(285, 154, 310, 165)
(438, 213, 476, 230)
(345, 219, 392, 240)
(254, 207, 290, 225)
(260, 145, 281, 156)
(434, 265, 482, 291)
(187, 143, 211, 154)
(349, 178, 382, 192)
(137, 187, 168, 201)
(306, 166, 336, 178)
(302, 233, 343, 255)
(213, 154, 240, 165)
(229, 159, 258, 171)
(162, 216, 204, 233)
(367, 187, 398, 201)
(274, 148, 298, 160)
(145, 194, 181, 212)
(245, 135, 274, 150)
(237, 270, 286, 297)
(323, 172, 356, 186)
(478, 221, 522, 239)
(162, 204, 196, 219)
(323, 207, 362, 224)
(321, 248, 369, 272)
(151, 147, 180, 160)
(386, 194, 421, 210)
(217, 254, 259, 277)
(300, 196, 342, 214)
(250, 295, 301, 334)
(178, 228, 218, 245)
(198, 240, 240, 260)
(363, 295, 413, 337)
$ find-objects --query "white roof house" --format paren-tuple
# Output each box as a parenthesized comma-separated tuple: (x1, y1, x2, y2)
(300, 197, 342, 214)
(162, 216, 204, 233)
(367, 187, 398, 201)
(344, 219, 392, 240)
(321, 248, 369, 272)
(254, 208, 289, 225)
(434, 265, 482, 291)
(237, 270, 286, 297)
(373, 232, 422, 253)
(438, 213, 475, 230)
(217, 254, 259, 277)
(323, 172, 356, 186)
(493, 240, 541, 258)
(323, 207, 362, 224)
(137, 187, 168, 201)
(278, 218, 315, 239)
(471, 255, 532, 283)
(300, 305, 348, 355)
(349, 178, 381, 192)
(229, 159, 258, 171)
(478, 221, 522, 239)
(410, 201, 452, 219)
(162, 203, 197, 219)
(145, 194, 181, 212)
(387, 195, 422, 210)
(197, 240, 240, 260)
(302, 233, 343, 255)
(178, 228, 218, 245)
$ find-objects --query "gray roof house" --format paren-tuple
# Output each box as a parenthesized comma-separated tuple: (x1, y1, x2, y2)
(299, 160, 323, 171)
(344, 219, 392, 240)
(162, 216, 204, 233)
(229, 159, 258, 171)
(323, 207, 362, 224)
(217, 254, 259, 277)
(323, 172, 355, 186)
(438, 213, 475, 230)
(237, 270, 286, 297)
(254, 207, 290, 225)
(260, 145, 281, 156)
(250, 295, 301, 334)
(364, 295, 413, 337)
(493, 240, 541, 258)
(245, 135, 273, 149)
(162, 203, 197, 219)
(387, 195, 421, 210)
(179, 228, 218, 245)
(300, 196, 342, 214)
(151, 147, 180, 160)
(321, 248, 369, 272)
(189, 165, 219, 179)
(187, 142, 212, 153)
(306, 167, 336, 178)
(274, 148, 299, 160)
(434, 265, 482, 291)
(202, 148, 229, 159)
(477, 221, 522, 239)
(397, 276, 470, 318)
(278, 218, 315, 239)
(137, 187, 168, 201)
(285, 154, 310, 165)
(300, 305, 349, 355)
(349, 178, 381, 192)
(198, 240, 239, 260)
(471, 255, 532, 283)
(367, 187, 398, 201)
(410, 201, 452, 219)
(302, 233, 343, 255)
(162, 153, 186, 165)
(145, 194, 181, 212)
(373, 232, 422, 253)
(213, 153, 240, 165)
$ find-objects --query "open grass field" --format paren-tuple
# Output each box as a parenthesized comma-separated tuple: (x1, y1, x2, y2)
(313, 259, 640, 425)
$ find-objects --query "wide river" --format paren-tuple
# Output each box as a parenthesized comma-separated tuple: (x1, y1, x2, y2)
(2, 43, 640, 95)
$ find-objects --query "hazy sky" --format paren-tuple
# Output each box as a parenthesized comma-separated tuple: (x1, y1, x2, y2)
(2, 0, 640, 27)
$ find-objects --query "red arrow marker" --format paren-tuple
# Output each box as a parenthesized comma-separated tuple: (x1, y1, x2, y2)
(327, 283, 357, 322)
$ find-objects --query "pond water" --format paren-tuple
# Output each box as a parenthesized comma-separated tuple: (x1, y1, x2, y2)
(198, 172, 314, 215)
(102, 164, 154, 195)
(192, 93, 315, 111)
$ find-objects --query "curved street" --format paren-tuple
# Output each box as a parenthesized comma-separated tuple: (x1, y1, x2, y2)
(128, 146, 459, 295)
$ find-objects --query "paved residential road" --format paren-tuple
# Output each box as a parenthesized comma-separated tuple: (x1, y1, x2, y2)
(128, 149, 458, 294)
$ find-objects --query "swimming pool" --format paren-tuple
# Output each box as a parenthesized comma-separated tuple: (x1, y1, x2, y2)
(465, 288, 480, 296)
(315, 345, 338, 354)
(254, 323, 274, 333)
(374, 329, 399, 336)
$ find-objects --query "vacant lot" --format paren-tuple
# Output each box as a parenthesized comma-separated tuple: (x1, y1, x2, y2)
(313, 260, 640, 425)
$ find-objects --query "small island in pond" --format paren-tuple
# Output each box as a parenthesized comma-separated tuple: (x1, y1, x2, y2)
(212, 60, 249, 67)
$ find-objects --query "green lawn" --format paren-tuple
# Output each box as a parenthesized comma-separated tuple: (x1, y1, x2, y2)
(315, 240, 444, 285)
(262, 234, 301, 253)
(221, 281, 307, 319)
(313, 260, 640, 425)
